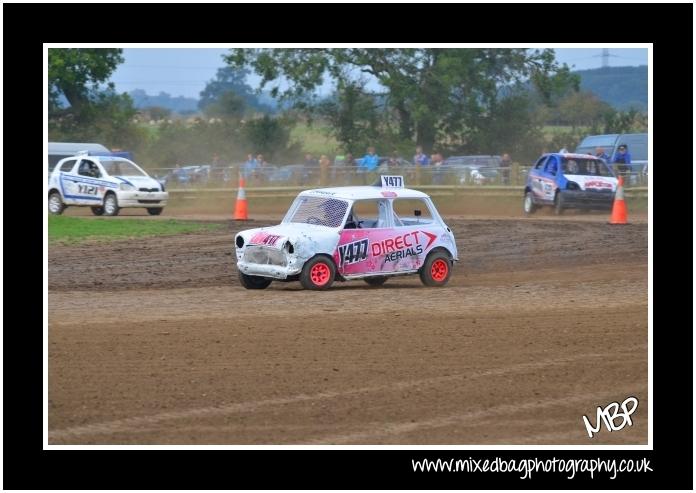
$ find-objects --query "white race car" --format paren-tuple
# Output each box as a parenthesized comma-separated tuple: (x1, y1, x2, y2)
(48, 153, 168, 216)
(235, 176, 458, 290)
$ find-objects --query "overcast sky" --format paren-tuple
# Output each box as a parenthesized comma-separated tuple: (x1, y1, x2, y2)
(110, 48, 649, 99)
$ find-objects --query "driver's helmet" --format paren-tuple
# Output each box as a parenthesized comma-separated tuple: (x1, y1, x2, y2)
(566, 159, 578, 174)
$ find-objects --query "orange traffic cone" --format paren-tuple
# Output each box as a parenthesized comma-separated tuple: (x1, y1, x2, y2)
(608, 175, 628, 224)
(233, 173, 249, 220)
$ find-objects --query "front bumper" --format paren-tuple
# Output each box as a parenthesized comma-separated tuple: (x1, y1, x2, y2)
(559, 189, 614, 210)
(116, 191, 169, 207)
(237, 261, 303, 280)
(236, 246, 303, 280)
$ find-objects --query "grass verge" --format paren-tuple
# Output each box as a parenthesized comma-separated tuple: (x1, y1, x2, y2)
(48, 216, 223, 244)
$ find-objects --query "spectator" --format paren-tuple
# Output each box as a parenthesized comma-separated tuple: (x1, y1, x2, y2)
(388, 150, 401, 168)
(304, 153, 318, 167)
(344, 153, 356, 167)
(612, 144, 631, 173)
(359, 146, 380, 172)
(500, 152, 512, 184)
(243, 153, 258, 178)
(594, 147, 610, 163)
(319, 154, 331, 185)
(500, 153, 512, 167)
(413, 146, 430, 166)
(431, 152, 445, 184)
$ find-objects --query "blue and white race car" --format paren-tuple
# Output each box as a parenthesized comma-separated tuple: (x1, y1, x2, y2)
(48, 153, 168, 216)
(523, 152, 618, 215)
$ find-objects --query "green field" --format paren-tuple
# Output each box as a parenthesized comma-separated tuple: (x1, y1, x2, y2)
(48, 216, 223, 244)
(289, 122, 340, 157)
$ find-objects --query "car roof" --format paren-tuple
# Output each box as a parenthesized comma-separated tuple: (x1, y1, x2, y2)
(59, 154, 133, 164)
(300, 186, 429, 200)
(544, 152, 600, 160)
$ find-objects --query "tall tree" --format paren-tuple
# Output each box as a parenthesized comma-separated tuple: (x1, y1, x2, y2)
(48, 48, 124, 111)
(199, 66, 271, 114)
(226, 48, 578, 152)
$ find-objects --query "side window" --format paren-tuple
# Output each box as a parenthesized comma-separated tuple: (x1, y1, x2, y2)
(544, 156, 558, 176)
(349, 199, 389, 229)
(59, 159, 77, 172)
(392, 198, 434, 226)
(78, 159, 101, 178)
(534, 156, 547, 169)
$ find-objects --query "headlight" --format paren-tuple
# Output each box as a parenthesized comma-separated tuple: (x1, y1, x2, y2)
(284, 241, 295, 254)
(119, 183, 135, 191)
(235, 235, 244, 248)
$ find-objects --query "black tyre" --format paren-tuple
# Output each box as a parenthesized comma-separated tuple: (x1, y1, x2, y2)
(553, 192, 564, 215)
(103, 193, 120, 216)
(48, 191, 65, 215)
(523, 191, 537, 215)
(147, 208, 163, 216)
(364, 276, 388, 287)
(300, 255, 336, 290)
(419, 250, 452, 287)
(91, 206, 105, 216)
(238, 271, 272, 289)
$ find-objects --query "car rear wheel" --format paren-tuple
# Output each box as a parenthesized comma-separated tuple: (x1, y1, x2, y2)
(523, 191, 537, 215)
(48, 191, 65, 215)
(420, 250, 452, 287)
(103, 193, 120, 216)
(91, 206, 105, 216)
(300, 255, 336, 290)
(364, 276, 388, 287)
(238, 271, 272, 289)
(147, 208, 163, 216)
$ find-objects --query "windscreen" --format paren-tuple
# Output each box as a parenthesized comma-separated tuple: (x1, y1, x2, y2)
(100, 158, 147, 177)
(561, 158, 613, 177)
(285, 196, 348, 228)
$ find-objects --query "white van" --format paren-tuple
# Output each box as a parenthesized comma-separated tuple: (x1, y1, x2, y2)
(48, 142, 111, 172)
(575, 133, 647, 174)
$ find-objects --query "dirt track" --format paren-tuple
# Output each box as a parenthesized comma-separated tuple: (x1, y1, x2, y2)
(48, 216, 649, 445)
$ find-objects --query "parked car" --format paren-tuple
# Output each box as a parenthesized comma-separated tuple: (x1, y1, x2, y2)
(355, 157, 412, 171)
(443, 155, 503, 167)
(575, 133, 647, 174)
(161, 165, 210, 186)
(441, 156, 503, 185)
(523, 152, 618, 215)
(266, 164, 312, 184)
(48, 153, 168, 216)
(234, 175, 458, 290)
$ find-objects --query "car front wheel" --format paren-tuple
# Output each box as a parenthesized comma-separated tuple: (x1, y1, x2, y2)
(48, 191, 65, 215)
(300, 255, 336, 290)
(523, 191, 537, 215)
(420, 250, 452, 287)
(103, 193, 120, 216)
(238, 271, 272, 289)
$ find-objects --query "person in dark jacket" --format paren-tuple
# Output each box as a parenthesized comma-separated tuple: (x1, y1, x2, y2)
(612, 144, 631, 173)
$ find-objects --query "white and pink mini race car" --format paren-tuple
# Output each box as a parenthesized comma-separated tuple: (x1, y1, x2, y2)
(234, 176, 458, 290)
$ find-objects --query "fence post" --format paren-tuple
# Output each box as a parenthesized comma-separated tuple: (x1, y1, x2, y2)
(511, 162, 520, 186)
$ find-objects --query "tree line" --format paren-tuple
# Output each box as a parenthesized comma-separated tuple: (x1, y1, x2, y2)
(48, 48, 647, 168)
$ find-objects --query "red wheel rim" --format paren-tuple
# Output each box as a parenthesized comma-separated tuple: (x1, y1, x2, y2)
(431, 259, 449, 282)
(310, 262, 330, 286)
